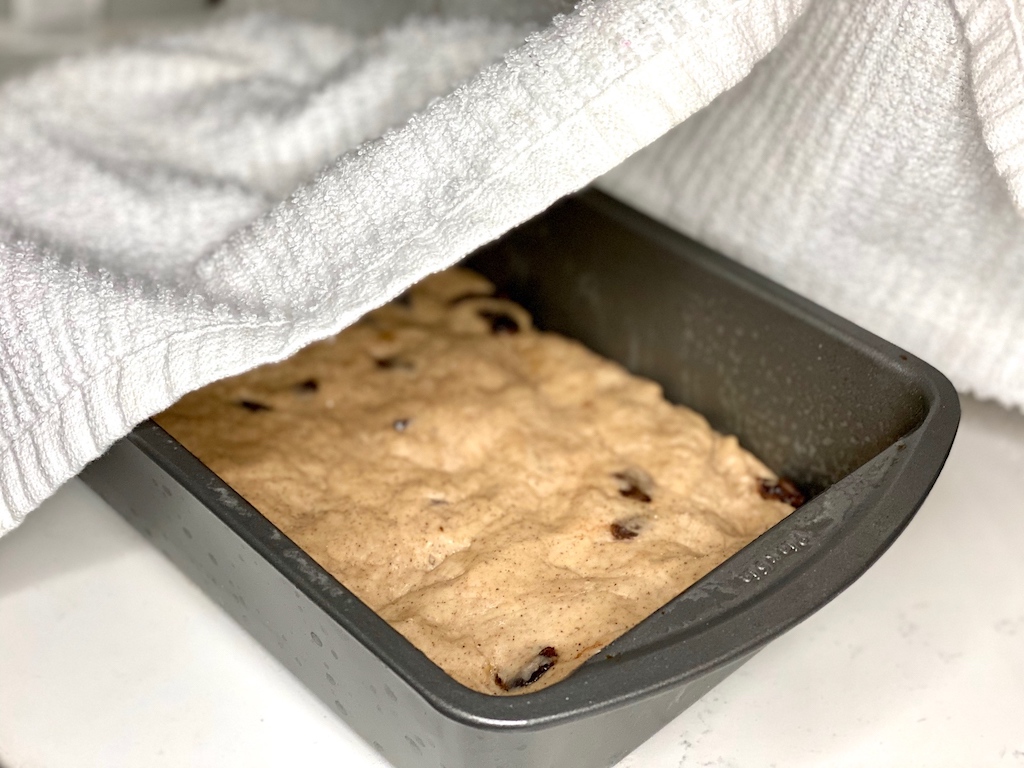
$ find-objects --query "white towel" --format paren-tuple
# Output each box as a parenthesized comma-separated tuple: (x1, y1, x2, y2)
(0, 0, 1021, 535)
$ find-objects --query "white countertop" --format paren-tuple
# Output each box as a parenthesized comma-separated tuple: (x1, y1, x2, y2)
(2, 394, 1023, 767)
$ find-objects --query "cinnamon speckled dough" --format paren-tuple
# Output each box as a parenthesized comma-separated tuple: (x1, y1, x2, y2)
(156, 268, 797, 695)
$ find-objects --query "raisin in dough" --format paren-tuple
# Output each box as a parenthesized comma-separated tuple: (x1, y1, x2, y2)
(156, 268, 799, 695)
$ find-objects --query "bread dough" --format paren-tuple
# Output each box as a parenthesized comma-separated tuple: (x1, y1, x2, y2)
(156, 268, 797, 694)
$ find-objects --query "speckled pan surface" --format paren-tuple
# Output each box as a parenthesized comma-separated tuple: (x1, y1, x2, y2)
(80, 190, 960, 768)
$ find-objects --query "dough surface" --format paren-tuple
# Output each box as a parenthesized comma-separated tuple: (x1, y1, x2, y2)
(156, 268, 797, 694)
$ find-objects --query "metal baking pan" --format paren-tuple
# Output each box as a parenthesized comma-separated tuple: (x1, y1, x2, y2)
(80, 190, 959, 768)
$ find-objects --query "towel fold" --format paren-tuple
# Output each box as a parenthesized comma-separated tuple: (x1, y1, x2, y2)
(0, 1, 802, 533)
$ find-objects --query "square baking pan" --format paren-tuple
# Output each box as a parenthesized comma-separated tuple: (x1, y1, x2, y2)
(80, 190, 959, 768)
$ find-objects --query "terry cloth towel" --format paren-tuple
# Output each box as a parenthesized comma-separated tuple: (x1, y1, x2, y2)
(0, 0, 1022, 535)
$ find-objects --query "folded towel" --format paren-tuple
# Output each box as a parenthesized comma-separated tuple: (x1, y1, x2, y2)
(2, 0, 1022, 535)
